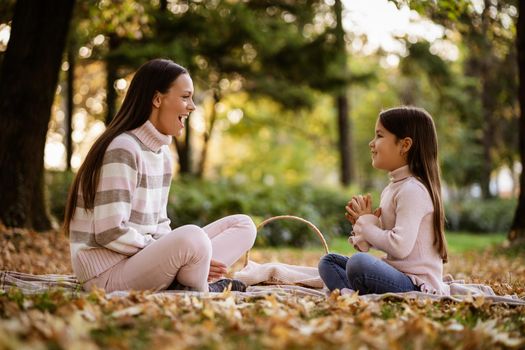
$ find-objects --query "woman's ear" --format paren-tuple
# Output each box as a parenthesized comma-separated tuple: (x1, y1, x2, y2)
(152, 91, 162, 108)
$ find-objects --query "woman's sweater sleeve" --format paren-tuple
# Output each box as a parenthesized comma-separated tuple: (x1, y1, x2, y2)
(92, 148, 154, 255)
(152, 149, 173, 239)
(353, 182, 433, 259)
(153, 196, 172, 238)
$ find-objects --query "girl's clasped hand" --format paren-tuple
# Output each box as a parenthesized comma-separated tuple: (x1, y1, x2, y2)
(344, 194, 381, 252)
(344, 193, 381, 225)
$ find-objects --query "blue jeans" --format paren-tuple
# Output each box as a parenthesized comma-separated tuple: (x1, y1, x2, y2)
(318, 252, 420, 294)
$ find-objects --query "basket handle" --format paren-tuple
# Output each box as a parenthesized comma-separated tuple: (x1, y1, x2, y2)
(242, 215, 329, 267)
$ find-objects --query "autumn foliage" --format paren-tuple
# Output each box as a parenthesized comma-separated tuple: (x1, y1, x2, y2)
(1, 226, 524, 349)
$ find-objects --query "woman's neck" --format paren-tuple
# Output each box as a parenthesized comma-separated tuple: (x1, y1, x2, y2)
(130, 120, 172, 152)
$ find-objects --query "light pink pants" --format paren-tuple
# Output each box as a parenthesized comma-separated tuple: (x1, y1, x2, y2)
(83, 214, 257, 292)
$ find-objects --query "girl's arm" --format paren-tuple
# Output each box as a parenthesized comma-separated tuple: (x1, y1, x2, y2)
(352, 182, 433, 259)
(92, 147, 155, 255)
(346, 194, 381, 251)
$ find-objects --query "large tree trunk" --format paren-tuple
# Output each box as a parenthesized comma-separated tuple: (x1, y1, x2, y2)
(510, 0, 525, 243)
(334, 0, 353, 186)
(0, 0, 75, 230)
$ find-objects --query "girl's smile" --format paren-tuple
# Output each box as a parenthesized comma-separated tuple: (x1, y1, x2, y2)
(369, 119, 409, 172)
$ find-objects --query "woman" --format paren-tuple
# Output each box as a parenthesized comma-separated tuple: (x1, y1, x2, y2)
(64, 58, 256, 293)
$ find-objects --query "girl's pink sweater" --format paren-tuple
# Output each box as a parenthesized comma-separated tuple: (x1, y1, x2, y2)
(352, 165, 449, 295)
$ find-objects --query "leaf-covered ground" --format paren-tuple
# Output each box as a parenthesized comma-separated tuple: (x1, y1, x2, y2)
(1, 225, 524, 349)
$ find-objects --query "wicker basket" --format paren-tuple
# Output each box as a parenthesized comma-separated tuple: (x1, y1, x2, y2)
(242, 215, 329, 267)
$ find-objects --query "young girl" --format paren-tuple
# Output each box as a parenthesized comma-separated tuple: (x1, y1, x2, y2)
(64, 58, 256, 293)
(318, 106, 449, 295)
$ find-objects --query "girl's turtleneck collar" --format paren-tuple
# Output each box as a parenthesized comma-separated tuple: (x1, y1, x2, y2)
(388, 165, 412, 183)
(130, 120, 172, 153)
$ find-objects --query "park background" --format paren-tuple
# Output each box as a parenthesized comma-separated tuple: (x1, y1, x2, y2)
(0, 0, 524, 349)
(1, 0, 523, 245)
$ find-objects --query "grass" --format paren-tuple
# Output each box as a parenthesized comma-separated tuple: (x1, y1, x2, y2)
(326, 231, 507, 256)
(240, 232, 508, 271)
(445, 231, 507, 253)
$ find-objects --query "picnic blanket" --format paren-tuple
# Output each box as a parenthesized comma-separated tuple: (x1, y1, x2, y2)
(233, 260, 324, 288)
(0, 271, 81, 295)
(2, 269, 525, 305)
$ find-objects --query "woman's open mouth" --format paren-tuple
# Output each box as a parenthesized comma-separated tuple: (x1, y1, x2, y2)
(178, 115, 188, 126)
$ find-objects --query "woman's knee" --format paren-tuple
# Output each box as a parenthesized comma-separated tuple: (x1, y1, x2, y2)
(168, 225, 212, 256)
(232, 214, 257, 248)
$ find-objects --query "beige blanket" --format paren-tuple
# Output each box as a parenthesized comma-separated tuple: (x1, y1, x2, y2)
(2, 269, 524, 305)
(233, 260, 324, 288)
(231, 261, 525, 305)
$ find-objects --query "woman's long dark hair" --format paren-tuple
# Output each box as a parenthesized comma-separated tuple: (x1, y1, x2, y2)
(64, 59, 187, 234)
(379, 106, 448, 263)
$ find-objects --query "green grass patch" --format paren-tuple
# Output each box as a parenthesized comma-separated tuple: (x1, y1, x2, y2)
(325, 231, 507, 256)
(445, 231, 507, 253)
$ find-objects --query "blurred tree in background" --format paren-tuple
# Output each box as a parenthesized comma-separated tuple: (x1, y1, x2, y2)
(0, 0, 75, 230)
(0, 0, 522, 243)
(392, 0, 523, 246)
(511, 0, 524, 242)
(395, 0, 519, 200)
(68, 0, 346, 176)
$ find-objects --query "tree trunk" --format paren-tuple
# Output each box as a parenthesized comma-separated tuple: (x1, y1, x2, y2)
(105, 34, 120, 125)
(337, 94, 353, 186)
(479, 1, 495, 199)
(334, 0, 353, 186)
(510, 0, 525, 243)
(156, 0, 192, 176)
(197, 91, 219, 178)
(0, 0, 75, 230)
(175, 117, 192, 175)
(65, 42, 75, 170)
(480, 85, 495, 199)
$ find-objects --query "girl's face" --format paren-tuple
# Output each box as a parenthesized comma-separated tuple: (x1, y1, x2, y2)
(150, 73, 196, 137)
(369, 119, 408, 171)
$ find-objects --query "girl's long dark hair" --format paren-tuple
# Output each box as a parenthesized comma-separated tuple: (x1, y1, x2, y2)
(64, 59, 187, 234)
(379, 106, 448, 263)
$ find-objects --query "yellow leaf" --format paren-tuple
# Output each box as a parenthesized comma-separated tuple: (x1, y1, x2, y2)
(202, 306, 215, 320)
(111, 305, 143, 318)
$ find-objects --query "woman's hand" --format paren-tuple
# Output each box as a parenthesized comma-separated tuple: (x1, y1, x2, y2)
(208, 259, 227, 282)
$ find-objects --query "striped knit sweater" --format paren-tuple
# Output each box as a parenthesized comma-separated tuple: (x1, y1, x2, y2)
(69, 121, 173, 283)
